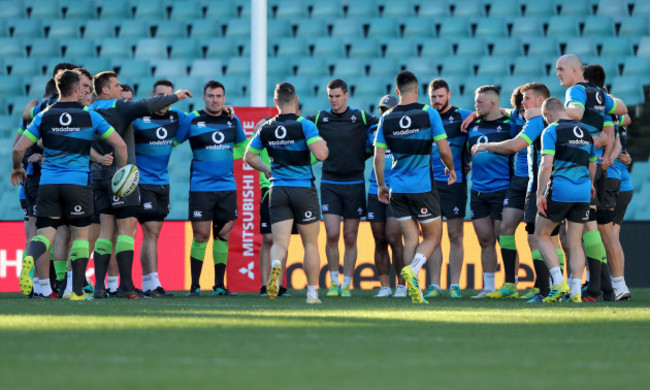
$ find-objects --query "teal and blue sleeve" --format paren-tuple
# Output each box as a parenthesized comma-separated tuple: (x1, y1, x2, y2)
(428, 108, 447, 141)
(24, 114, 42, 142)
(374, 117, 387, 148)
(541, 126, 556, 155)
(565, 85, 586, 108)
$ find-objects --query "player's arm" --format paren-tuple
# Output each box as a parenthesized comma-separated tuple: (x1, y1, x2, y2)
(90, 147, 114, 166)
(606, 95, 627, 116)
(373, 145, 389, 204)
(565, 103, 585, 121)
(92, 112, 127, 168)
(536, 154, 554, 217)
(120, 90, 191, 121)
(599, 121, 615, 169)
(620, 114, 632, 127)
(608, 134, 622, 167)
(436, 138, 456, 185)
(472, 136, 528, 156)
(21, 99, 40, 123)
(244, 149, 272, 179)
(11, 119, 40, 185)
(232, 116, 248, 160)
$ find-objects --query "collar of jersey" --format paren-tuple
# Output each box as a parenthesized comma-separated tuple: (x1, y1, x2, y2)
(90, 99, 117, 110)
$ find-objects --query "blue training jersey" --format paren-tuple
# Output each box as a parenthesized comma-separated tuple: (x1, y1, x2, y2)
(541, 119, 596, 203)
(517, 115, 546, 192)
(467, 116, 517, 193)
(133, 108, 191, 185)
(432, 106, 471, 183)
(508, 108, 529, 178)
(181, 110, 247, 192)
(25, 102, 115, 185)
(248, 113, 321, 188)
(374, 103, 447, 194)
(367, 123, 392, 194)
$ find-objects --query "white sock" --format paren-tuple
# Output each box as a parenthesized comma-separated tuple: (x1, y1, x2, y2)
(570, 278, 582, 297)
(40, 279, 52, 296)
(396, 284, 406, 289)
(341, 276, 352, 288)
(586, 270, 590, 281)
(450, 284, 460, 290)
(515, 275, 519, 283)
(33, 277, 41, 295)
(66, 271, 72, 292)
(612, 276, 627, 291)
(410, 253, 427, 273)
(329, 271, 339, 285)
(151, 272, 161, 289)
(271, 259, 282, 269)
(142, 274, 151, 292)
(483, 272, 495, 291)
(549, 267, 564, 286)
(107, 276, 119, 292)
(307, 285, 318, 299)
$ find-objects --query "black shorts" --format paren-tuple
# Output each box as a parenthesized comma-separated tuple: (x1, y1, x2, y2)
(602, 178, 620, 211)
(540, 198, 590, 224)
(270, 186, 320, 225)
(138, 184, 170, 223)
(189, 190, 237, 222)
(436, 181, 467, 219)
(20, 199, 28, 221)
(524, 191, 537, 224)
(94, 177, 141, 218)
(35, 183, 94, 221)
(470, 189, 506, 220)
(613, 190, 633, 225)
(504, 176, 528, 211)
(24, 175, 39, 217)
(593, 165, 613, 209)
(390, 190, 441, 222)
(366, 193, 393, 222)
(320, 182, 366, 219)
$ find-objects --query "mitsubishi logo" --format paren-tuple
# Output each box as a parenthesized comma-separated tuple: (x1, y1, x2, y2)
(239, 261, 255, 280)
(212, 131, 225, 144)
(59, 112, 72, 126)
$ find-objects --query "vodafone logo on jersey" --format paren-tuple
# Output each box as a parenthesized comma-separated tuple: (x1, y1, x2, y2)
(399, 115, 412, 129)
(59, 112, 72, 126)
(274, 126, 287, 139)
(212, 131, 225, 144)
(156, 127, 168, 140)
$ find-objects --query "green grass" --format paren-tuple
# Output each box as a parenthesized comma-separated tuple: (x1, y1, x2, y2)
(1, 289, 650, 389)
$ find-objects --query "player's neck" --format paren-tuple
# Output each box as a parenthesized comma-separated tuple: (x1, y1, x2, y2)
(58, 96, 78, 103)
(331, 105, 348, 115)
(481, 110, 503, 121)
(203, 108, 223, 117)
(278, 108, 297, 115)
(399, 95, 418, 105)
(438, 104, 452, 114)
(96, 94, 112, 101)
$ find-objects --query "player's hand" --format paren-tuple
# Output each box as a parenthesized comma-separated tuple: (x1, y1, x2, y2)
(619, 152, 631, 165)
(460, 112, 477, 133)
(11, 168, 26, 186)
(446, 169, 457, 185)
(225, 105, 235, 118)
(27, 153, 43, 163)
(263, 170, 272, 179)
(598, 156, 612, 170)
(378, 185, 390, 205)
(536, 194, 547, 217)
(471, 143, 485, 156)
(591, 185, 596, 201)
(102, 152, 114, 166)
(174, 89, 193, 100)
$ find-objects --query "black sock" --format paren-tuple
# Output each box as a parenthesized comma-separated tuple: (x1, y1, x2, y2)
(26, 240, 48, 262)
(214, 263, 226, 288)
(587, 257, 602, 294)
(534, 260, 550, 296)
(501, 248, 517, 284)
(116, 250, 135, 291)
(600, 262, 613, 293)
(49, 260, 57, 290)
(71, 258, 89, 295)
(93, 252, 110, 291)
(190, 257, 203, 287)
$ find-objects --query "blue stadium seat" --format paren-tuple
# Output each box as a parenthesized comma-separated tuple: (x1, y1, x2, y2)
(380, 1, 415, 18)
(331, 18, 365, 38)
(455, 38, 487, 56)
(285, 76, 318, 97)
(368, 58, 399, 77)
(82, 19, 118, 39)
(332, 58, 366, 78)
(438, 17, 471, 38)
(0, 76, 26, 95)
(0, 20, 6, 38)
(451, 0, 485, 17)
(100, 38, 135, 58)
(636, 37, 650, 57)
(475, 18, 508, 38)
(453, 93, 476, 110)
(405, 57, 439, 77)
(28, 75, 50, 96)
(348, 38, 380, 58)
(267, 57, 291, 77)
(564, 38, 596, 57)
(40, 56, 66, 76)
(132, 0, 166, 19)
(546, 16, 580, 39)
(582, 56, 618, 78)
(440, 56, 474, 77)
(415, 0, 449, 17)
(5, 57, 41, 77)
(312, 37, 345, 57)
(267, 19, 293, 39)
(224, 19, 251, 37)
(170, 1, 203, 21)
(555, 0, 591, 16)
(367, 18, 400, 39)
(384, 38, 417, 58)
(135, 38, 167, 60)
(204, 38, 237, 58)
(115, 59, 152, 78)
(274, 0, 308, 19)
(174, 75, 205, 98)
(598, 37, 633, 58)
(351, 76, 389, 97)
(99, 0, 131, 19)
(402, 17, 436, 38)
(420, 39, 452, 57)
(9, 19, 42, 38)
(526, 37, 559, 57)
(310, 0, 343, 18)
(299, 96, 323, 115)
(631, 0, 650, 16)
(205, 2, 237, 19)
(0, 0, 25, 19)
(489, 38, 522, 56)
(190, 20, 222, 38)
(511, 17, 544, 37)
(190, 59, 224, 78)
(622, 56, 650, 85)
(296, 57, 329, 76)
(46, 19, 80, 39)
(477, 56, 511, 76)
(486, 0, 522, 18)
(27, 1, 60, 19)
(275, 37, 309, 57)
(541, 76, 563, 98)
(345, 0, 379, 18)
(220, 75, 246, 97)
(154, 59, 189, 78)
(294, 19, 327, 38)
(618, 16, 649, 37)
(513, 56, 547, 76)
(500, 75, 532, 96)
(522, 1, 555, 16)
(62, 1, 97, 19)
(462, 76, 497, 95)
(119, 19, 151, 38)
(29, 38, 60, 57)
(75, 57, 113, 75)
(595, 0, 628, 18)
(169, 38, 201, 59)
(225, 57, 251, 76)
(0, 38, 24, 58)
(154, 21, 188, 39)
(582, 15, 615, 37)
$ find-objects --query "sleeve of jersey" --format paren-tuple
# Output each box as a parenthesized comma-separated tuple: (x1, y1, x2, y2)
(302, 120, 322, 145)
(458, 109, 474, 121)
(173, 110, 191, 146)
(589, 142, 597, 161)
(247, 132, 263, 155)
(374, 117, 387, 148)
(604, 114, 614, 128)
(605, 94, 617, 114)
(541, 126, 556, 155)
(518, 119, 540, 145)
(366, 125, 377, 152)
(565, 86, 585, 108)
(231, 117, 248, 160)
(90, 112, 116, 139)
(428, 109, 447, 141)
(24, 115, 42, 142)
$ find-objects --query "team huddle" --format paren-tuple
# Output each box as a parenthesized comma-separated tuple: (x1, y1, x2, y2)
(10, 52, 634, 304)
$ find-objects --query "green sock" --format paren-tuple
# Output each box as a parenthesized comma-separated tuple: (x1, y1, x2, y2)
(583, 230, 607, 263)
(190, 240, 208, 286)
(213, 240, 228, 288)
(115, 235, 135, 291)
(51, 245, 68, 281)
(499, 235, 517, 284)
(70, 240, 90, 295)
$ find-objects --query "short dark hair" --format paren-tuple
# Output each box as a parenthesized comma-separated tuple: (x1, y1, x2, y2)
(120, 84, 133, 93)
(74, 67, 92, 81)
(274, 82, 296, 106)
(52, 62, 79, 77)
(44, 78, 57, 98)
(475, 85, 500, 96)
(203, 80, 225, 95)
(583, 64, 606, 89)
(396, 70, 418, 94)
(54, 69, 80, 97)
(520, 82, 550, 99)
(428, 78, 449, 93)
(93, 71, 118, 95)
(153, 79, 173, 92)
(327, 78, 348, 93)
(510, 85, 523, 111)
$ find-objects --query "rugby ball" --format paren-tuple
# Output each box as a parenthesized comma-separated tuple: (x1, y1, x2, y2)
(111, 164, 139, 198)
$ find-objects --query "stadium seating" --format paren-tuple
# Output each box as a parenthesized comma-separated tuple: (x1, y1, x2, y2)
(511, 17, 544, 37)
(311, 0, 343, 19)
(170, 1, 203, 21)
(29, 38, 61, 58)
(82, 20, 118, 39)
(62, 39, 97, 58)
(99, 0, 131, 19)
(154, 21, 189, 39)
(169, 38, 201, 59)
(522, 1, 555, 17)
(312, 37, 345, 58)
(415, 0, 450, 17)
(190, 20, 222, 39)
(62, 1, 97, 19)
(155, 60, 189, 78)
(189, 59, 223, 78)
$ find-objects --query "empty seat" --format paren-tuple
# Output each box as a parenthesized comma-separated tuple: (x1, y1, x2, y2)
(46, 19, 80, 39)
(29, 38, 61, 57)
(636, 37, 650, 57)
(420, 39, 452, 57)
(345, 0, 379, 18)
(99, 38, 134, 58)
(351, 76, 389, 97)
(224, 19, 251, 37)
(511, 17, 544, 37)
(75, 57, 113, 75)
(332, 58, 366, 78)
(296, 57, 330, 76)
(556, 0, 591, 16)
(599, 37, 633, 58)
(582, 15, 615, 37)
(405, 57, 439, 76)
(312, 37, 345, 57)
(9, 19, 42, 38)
(119, 19, 151, 38)
(489, 38, 522, 56)
(416, 0, 450, 17)
(0, 0, 25, 18)
(190, 20, 222, 38)
(310, 0, 343, 18)
(170, 1, 203, 21)
(367, 18, 399, 39)
(368, 58, 399, 77)
(523, 1, 555, 16)
(83, 19, 117, 39)
(486, 0, 522, 18)
(564, 38, 596, 57)
(219, 75, 246, 97)
(154, 21, 188, 39)
(455, 38, 486, 56)
(28, 75, 51, 95)
(275, 38, 308, 57)
(403, 18, 436, 38)
(475, 17, 507, 38)
(582, 56, 618, 78)
(618, 16, 649, 37)
(132, 0, 166, 19)
(384, 38, 417, 58)
(501, 75, 534, 97)
(28, 1, 60, 19)
(451, 0, 484, 17)
(440, 56, 474, 77)
(63, 1, 97, 19)
(267, 57, 291, 77)
(99, 0, 130, 19)
(190, 59, 224, 78)
(174, 76, 205, 97)
(116, 59, 152, 78)
(610, 77, 644, 106)
(596, 0, 628, 18)
(546, 16, 580, 38)
(5, 57, 41, 77)
(526, 37, 559, 57)
(476, 56, 511, 76)
(294, 20, 327, 38)
(631, 0, 650, 16)
(0, 38, 24, 58)
(438, 17, 471, 38)
(204, 38, 237, 58)
(274, 0, 307, 19)
(169, 38, 201, 59)
(513, 56, 547, 76)
(380, 1, 415, 18)
(330, 18, 364, 38)
(225, 57, 251, 76)
(267, 19, 292, 39)
(135, 38, 168, 59)
(154, 60, 188, 78)
(464, 76, 496, 96)
(205, 2, 237, 19)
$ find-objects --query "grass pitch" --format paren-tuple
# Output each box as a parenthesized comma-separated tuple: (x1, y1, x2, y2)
(1, 289, 649, 389)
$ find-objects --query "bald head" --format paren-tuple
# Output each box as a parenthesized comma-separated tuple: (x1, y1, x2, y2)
(556, 54, 584, 88)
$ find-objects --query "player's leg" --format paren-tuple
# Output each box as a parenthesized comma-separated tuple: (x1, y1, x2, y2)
(472, 216, 498, 297)
(268, 219, 293, 300)
(212, 219, 235, 295)
(259, 233, 273, 295)
(114, 214, 139, 295)
(52, 225, 71, 297)
(534, 214, 567, 302)
(340, 217, 360, 297)
(371, 220, 391, 296)
(298, 221, 322, 304)
(611, 190, 632, 300)
(189, 220, 210, 295)
(447, 217, 464, 298)
(93, 213, 115, 295)
(68, 223, 92, 300)
(385, 216, 406, 297)
(139, 185, 171, 297)
(583, 217, 606, 299)
(488, 206, 523, 298)
(22, 223, 57, 297)
(323, 213, 342, 295)
(564, 219, 587, 302)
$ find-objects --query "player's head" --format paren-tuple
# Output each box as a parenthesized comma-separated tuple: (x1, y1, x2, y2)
(44, 78, 57, 99)
(54, 69, 81, 99)
(52, 62, 79, 78)
(326, 78, 349, 114)
(377, 94, 398, 114)
(555, 54, 584, 88)
(274, 82, 298, 112)
(541, 97, 566, 124)
(152, 80, 173, 115)
(510, 85, 524, 113)
(74, 67, 93, 106)
(203, 80, 226, 115)
(395, 70, 418, 98)
(520, 82, 550, 111)
(93, 71, 122, 100)
(120, 84, 134, 100)
(474, 85, 500, 118)
(428, 78, 451, 113)
(583, 64, 606, 89)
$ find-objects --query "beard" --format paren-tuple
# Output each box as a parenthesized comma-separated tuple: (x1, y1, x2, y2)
(435, 101, 449, 113)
